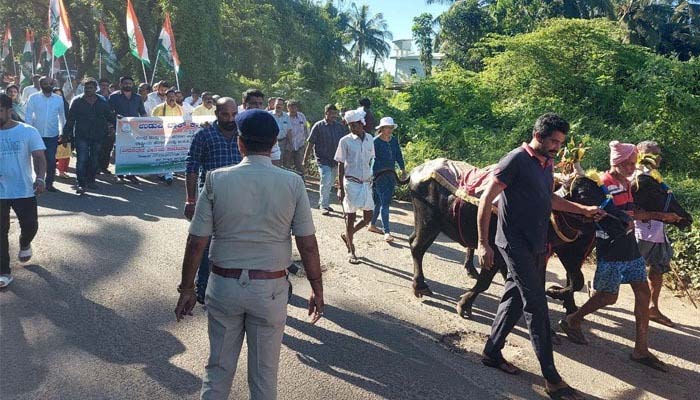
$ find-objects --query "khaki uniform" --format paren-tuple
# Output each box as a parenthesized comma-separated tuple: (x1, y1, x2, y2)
(189, 155, 315, 400)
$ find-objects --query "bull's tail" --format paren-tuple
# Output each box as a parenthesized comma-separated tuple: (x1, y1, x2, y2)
(374, 168, 410, 185)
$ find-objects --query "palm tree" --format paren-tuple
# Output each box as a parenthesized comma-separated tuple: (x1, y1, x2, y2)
(345, 3, 393, 75)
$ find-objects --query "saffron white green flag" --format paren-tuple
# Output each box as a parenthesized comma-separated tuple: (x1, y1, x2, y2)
(99, 22, 118, 73)
(1, 24, 10, 60)
(157, 13, 181, 75)
(49, 0, 72, 58)
(21, 29, 34, 86)
(127, 0, 150, 66)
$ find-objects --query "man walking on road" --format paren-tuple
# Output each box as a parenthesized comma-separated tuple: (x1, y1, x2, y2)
(270, 98, 291, 167)
(476, 113, 604, 400)
(24, 76, 65, 192)
(175, 109, 324, 400)
(335, 108, 375, 264)
(184, 97, 242, 304)
(109, 76, 146, 184)
(304, 104, 345, 215)
(62, 78, 113, 195)
(285, 99, 308, 176)
(0, 93, 47, 288)
(21, 75, 41, 104)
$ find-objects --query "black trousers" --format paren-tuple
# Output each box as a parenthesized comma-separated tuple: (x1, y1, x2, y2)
(1, 197, 38, 275)
(98, 133, 115, 171)
(483, 240, 562, 384)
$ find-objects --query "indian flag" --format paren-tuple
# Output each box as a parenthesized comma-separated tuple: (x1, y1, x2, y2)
(49, 0, 72, 58)
(36, 36, 52, 72)
(21, 29, 34, 86)
(158, 13, 181, 75)
(1, 24, 10, 60)
(99, 22, 118, 73)
(126, 0, 150, 66)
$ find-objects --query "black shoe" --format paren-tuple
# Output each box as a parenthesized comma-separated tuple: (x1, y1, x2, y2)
(126, 175, 140, 184)
(288, 281, 293, 302)
(287, 263, 301, 275)
(76, 186, 86, 194)
(165, 178, 173, 186)
(101, 168, 112, 175)
(86, 183, 98, 190)
(46, 185, 57, 192)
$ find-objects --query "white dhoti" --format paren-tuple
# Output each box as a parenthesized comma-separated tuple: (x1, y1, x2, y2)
(343, 180, 374, 213)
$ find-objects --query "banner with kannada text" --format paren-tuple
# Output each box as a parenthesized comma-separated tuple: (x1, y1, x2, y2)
(115, 116, 215, 175)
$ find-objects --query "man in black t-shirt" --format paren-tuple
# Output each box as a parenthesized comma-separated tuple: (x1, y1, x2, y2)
(476, 113, 604, 400)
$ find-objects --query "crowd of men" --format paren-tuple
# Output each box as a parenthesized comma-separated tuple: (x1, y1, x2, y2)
(1, 72, 687, 400)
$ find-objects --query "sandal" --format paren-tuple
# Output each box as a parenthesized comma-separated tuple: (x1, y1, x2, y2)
(559, 319, 588, 345)
(481, 354, 521, 375)
(348, 254, 360, 264)
(0, 274, 14, 289)
(546, 386, 582, 400)
(630, 354, 668, 372)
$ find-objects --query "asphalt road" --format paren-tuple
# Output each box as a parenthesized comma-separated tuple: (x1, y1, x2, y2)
(1, 170, 699, 400)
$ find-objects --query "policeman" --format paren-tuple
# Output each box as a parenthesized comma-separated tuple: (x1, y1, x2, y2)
(175, 109, 324, 400)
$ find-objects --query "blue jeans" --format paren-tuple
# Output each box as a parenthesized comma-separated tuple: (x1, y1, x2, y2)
(196, 243, 211, 299)
(42, 136, 58, 187)
(75, 139, 100, 186)
(371, 174, 396, 233)
(318, 163, 338, 209)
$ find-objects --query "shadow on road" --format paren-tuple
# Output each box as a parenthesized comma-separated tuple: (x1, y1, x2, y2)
(283, 299, 602, 399)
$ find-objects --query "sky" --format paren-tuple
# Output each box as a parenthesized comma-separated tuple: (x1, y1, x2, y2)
(336, 0, 452, 74)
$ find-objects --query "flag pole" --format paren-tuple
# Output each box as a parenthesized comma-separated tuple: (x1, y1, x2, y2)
(99, 51, 102, 79)
(141, 60, 148, 84)
(50, 54, 55, 79)
(62, 54, 73, 92)
(174, 68, 179, 91)
(150, 49, 160, 85)
(10, 45, 17, 77)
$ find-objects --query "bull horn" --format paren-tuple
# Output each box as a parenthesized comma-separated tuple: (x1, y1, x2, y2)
(574, 162, 585, 176)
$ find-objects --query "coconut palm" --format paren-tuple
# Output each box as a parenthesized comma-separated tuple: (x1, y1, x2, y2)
(345, 3, 393, 75)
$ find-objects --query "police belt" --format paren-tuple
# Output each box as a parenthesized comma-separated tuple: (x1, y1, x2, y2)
(211, 265, 287, 279)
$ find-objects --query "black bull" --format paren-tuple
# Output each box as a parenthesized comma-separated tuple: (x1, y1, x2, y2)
(400, 161, 693, 318)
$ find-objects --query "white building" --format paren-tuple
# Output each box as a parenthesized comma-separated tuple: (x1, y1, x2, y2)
(390, 39, 443, 83)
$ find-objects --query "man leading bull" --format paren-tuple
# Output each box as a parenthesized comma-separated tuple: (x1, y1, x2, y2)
(476, 113, 605, 400)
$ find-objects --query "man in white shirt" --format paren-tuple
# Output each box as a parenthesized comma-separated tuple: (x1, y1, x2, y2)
(334, 108, 375, 264)
(145, 80, 169, 115)
(270, 98, 291, 167)
(21, 75, 41, 104)
(285, 100, 308, 176)
(0, 93, 47, 288)
(24, 76, 66, 192)
(184, 87, 202, 108)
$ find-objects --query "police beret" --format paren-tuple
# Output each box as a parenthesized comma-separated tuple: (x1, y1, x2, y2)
(235, 109, 279, 142)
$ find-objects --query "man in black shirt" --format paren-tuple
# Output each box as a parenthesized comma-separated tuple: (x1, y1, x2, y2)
(476, 113, 604, 400)
(62, 78, 113, 194)
(109, 76, 146, 184)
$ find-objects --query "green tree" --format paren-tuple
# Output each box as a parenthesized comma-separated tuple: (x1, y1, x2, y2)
(438, 0, 496, 69)
(345, 3, 392, 75)
(412, 13, 435, 76)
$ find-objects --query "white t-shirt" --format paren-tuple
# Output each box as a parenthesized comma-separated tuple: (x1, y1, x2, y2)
(0, 123, 46, 199)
